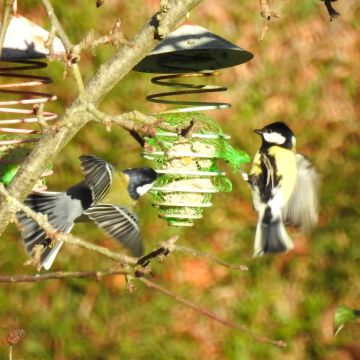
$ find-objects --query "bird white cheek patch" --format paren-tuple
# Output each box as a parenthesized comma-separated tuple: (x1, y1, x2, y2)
(137, 183, 153, 196)
(263, 132, 286, 145)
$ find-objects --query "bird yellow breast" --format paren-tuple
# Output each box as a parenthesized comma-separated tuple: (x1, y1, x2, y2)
(103, 172, 135, 209)
(268, 146, 297, 204)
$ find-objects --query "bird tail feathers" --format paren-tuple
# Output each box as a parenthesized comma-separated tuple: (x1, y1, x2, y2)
(253, 207, 294, 257)
(16, 192, 75, 270)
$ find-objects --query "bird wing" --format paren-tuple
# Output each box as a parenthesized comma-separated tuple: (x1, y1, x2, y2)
(79, 155, 114, 204)
(282, 154, 320, 233)
(84, 204, 142, 257)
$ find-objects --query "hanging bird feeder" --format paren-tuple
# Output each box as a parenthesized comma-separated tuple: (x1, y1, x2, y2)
(134, 24, 253, 226)
(143, 112, 249, 226)
(0, 14, 64, 189)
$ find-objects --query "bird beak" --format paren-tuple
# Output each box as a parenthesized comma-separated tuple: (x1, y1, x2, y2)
(254, 129, 263, 135)
(155, 171, 163, 178)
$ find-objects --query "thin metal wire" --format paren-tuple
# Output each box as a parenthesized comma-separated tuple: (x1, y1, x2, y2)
(145, 67, 231, 226)
(0, 60, 58, 188)
(148, 71, 230, 113)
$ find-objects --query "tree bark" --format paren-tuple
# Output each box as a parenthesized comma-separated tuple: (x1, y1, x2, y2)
(0, 0, 204, 236)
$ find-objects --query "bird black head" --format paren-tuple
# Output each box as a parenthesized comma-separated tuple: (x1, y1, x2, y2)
(122, 167, 159, 200)
(254, 122, 295, 149)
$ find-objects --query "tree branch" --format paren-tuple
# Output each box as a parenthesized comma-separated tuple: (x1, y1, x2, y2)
(139, 277, 287, 348)
(1, 184, 244, 278)
(0, 269, 128, 283)
(72, 19, 128, 55)
(0, 0, 204, 237)
(87, 105, 158, 134)
(173, 245, 248, 271)
(40, 0, 85, 93)
(258, 0, 280, 41)
(0, 0, 15, 57)
(87, 104, 179, 134)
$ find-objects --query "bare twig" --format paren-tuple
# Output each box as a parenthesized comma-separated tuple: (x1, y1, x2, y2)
(136, 237, 249, 275)
(173, 245, 248, 271)
(40, 0, 85, 93)
(33, 103, 49, 131)
(86, 104, 178, 134)
(72, 18, 128, 56)
(40, 0, 72, 50)
(87, 105, 157, 134)
(259, 0, 271, 20)
(0, 0, 15, 57)
(44, 26, 57, 55)
(138, 236, 248, 271)
(258, 0, 280, 41)
(7, 328, 24, 360)
(137, 236, 178, 266)
(258, 19, 270, 42)
(0, 263, 281, 348)
(87, 104, 194, 135)
(155, 0, 171, 39)
(0, 269, 127, 283)
(139, 277, 287, 348)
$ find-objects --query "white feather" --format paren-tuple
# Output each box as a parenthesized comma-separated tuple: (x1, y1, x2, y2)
(136, 183, 153, 196)
(282, 154, 320, 233)
(41, 224, 74, 270)
(42, 242, 64, 270)
(263, 132, 286, 145)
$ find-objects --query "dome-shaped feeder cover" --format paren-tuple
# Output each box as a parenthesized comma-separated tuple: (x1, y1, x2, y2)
(0, 15, 65, 60)
(134, 24, 253, 74)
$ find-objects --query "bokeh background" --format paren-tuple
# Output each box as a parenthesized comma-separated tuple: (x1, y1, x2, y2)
(1, 0, 359, 359)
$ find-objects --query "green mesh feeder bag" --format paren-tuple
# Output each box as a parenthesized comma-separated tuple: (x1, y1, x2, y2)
(143, 112, 250, 226)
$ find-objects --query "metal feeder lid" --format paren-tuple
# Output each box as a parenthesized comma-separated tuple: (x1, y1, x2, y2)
(133, 24, 253, 74)
(0, 15, 65, 60)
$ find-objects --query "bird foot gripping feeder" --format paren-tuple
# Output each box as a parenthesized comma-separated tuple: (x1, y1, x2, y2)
(0, 15, 64, 189)
(134, 24, 253, 226)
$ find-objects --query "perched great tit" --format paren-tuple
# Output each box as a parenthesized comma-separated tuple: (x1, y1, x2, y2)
(242, 122, 319, 256)
(17, 155, 158, 270)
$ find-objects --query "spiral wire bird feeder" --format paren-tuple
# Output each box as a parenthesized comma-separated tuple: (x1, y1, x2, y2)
(134, 25, 253, 226)
(0, 15, 64, 189)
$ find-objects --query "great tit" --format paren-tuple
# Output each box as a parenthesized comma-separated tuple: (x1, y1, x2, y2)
(242, 122, 319, 256)
(17, 155, 158, 270)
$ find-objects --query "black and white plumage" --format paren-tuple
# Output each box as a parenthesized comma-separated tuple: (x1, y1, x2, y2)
(17, 155, 158, 270)
(84, 204, 142, 257)
(242, 122, 319, 256)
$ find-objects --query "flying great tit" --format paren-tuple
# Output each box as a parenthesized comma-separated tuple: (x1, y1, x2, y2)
(242, 122, 319, 256)
(17, 155, 158, 270)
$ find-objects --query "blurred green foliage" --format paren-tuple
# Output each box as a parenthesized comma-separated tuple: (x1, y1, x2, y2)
(1, 0, 359, 359)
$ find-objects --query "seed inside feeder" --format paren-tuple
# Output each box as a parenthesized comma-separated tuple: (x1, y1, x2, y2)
(143, 112, 249, 226)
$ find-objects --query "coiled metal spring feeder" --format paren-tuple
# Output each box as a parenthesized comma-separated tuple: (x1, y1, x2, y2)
(0, 15, 63, 189)
(134, 25, 253, 226)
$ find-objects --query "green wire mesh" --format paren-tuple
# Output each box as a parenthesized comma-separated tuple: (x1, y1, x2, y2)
(143, 112, 250, 226)
(0, 135, 52, 187)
